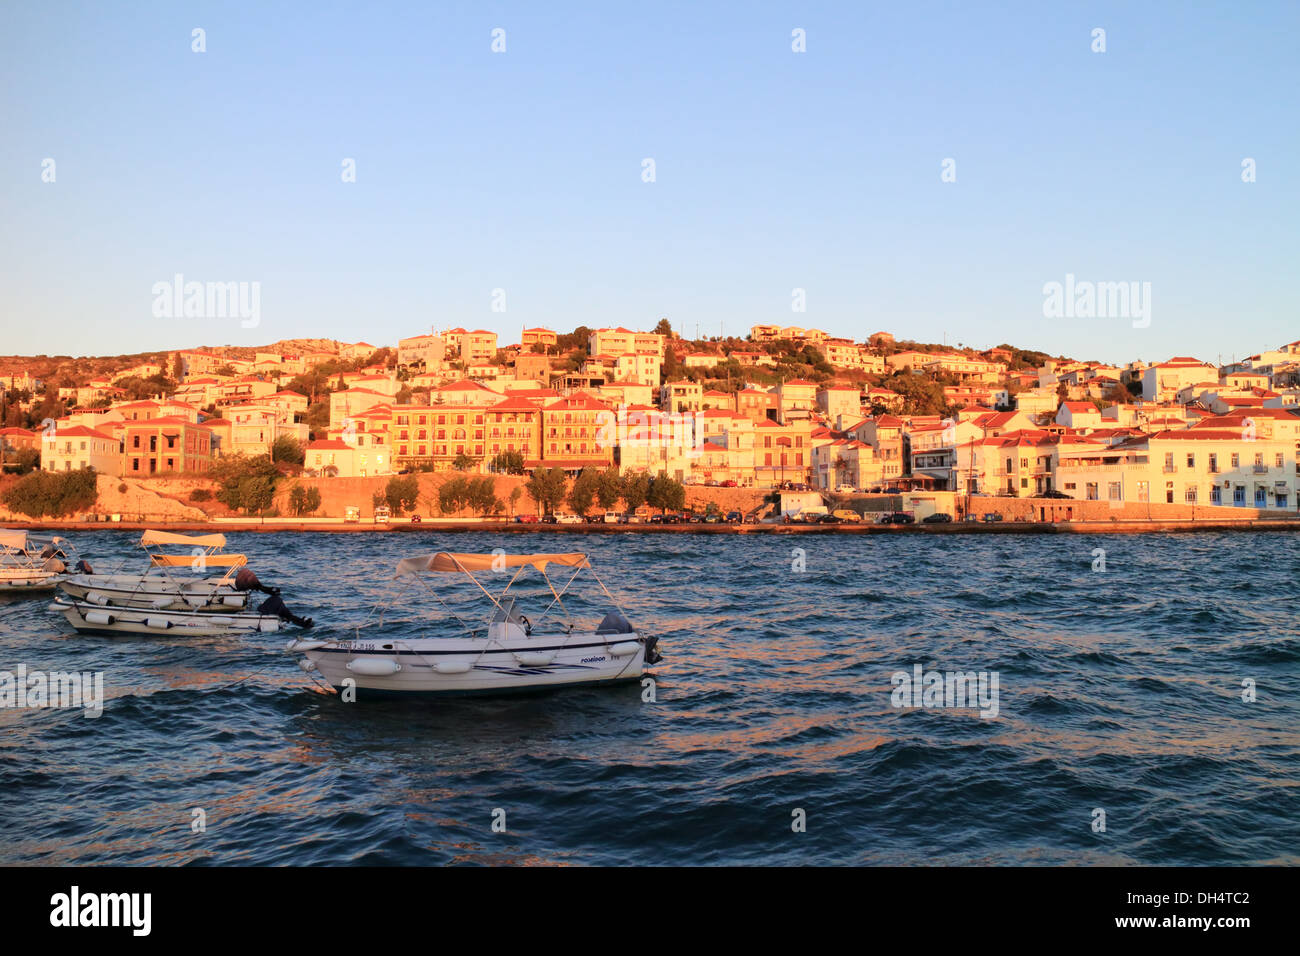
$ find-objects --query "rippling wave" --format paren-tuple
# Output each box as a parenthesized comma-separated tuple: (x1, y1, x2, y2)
(0, 529, 1296, 865)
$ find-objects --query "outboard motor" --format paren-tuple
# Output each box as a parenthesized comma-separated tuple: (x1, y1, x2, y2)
(643, 635, 662, 665)
(235, 568, 280, 595)
(74, 559, 94, 575)
(258, 593, 313, 629)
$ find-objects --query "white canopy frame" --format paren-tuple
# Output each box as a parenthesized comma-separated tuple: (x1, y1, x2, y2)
(351, 551, 636, 650)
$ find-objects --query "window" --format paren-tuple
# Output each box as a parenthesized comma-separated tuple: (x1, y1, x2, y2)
(1184, 486, 1197, 504)
(1108, 482, 1122, 501)
(1186, 453, 1195, 468)
(1255, 486, 1266, 507)
(1085, 482, 1098, 500)
(1233, 485, 1246, 506)
(1208, 453, 1218, 473)
(1231, 453, 1240, 468)
(1135, 481, 1149, 503)
(1210, 485, 1221, 505)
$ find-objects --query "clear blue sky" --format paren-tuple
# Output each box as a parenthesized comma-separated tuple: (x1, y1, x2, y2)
(2, 0, 1296, 366)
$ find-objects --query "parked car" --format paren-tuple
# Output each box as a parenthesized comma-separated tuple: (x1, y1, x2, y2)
(625, 513, 644, 524)
(649, 514, 665, 524)
(516, 514, 540, 523)
(703, 513, 723, 523)
(818, 513, 843, 524)
(922, 513, 952, 524)
(832, 509, 862, 523)
(962, 513, 980, 523)
(725, 511, 742, 523)
(557, 514, 582, 524)
(720, 480, 738, 488)
(1041, 489, 1072, 499)
(836, 484, 857, 494)
(603, 511, 620, 524)
(880, 512, 915, 525)
(343, 506, 361, 524)
(373, 506, 391, 525)
(409, 514, 422, 524)
(541, 514, 559, 524)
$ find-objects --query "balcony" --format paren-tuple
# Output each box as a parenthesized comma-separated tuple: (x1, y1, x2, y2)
(1253, 464, 1269, 474)
(1161, 465, 1176, 473)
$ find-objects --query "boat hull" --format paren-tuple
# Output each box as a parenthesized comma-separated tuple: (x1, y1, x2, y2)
(58, 574, 249, 610)
(56, 599, 283, 637)
(295, 631, 650, 695)
(0, 573, 61, 594)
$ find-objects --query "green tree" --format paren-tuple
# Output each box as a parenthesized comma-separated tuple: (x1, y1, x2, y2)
(567, 467, 599, 515)
(438, 474, 471, 515)
(620, 472, 651, 512)
(384, 475, 420, 516)
(467, 476, 502, 516)
(211, 455, 280, 514)
(490, 449, 526, 475)
(526, 467, 567, 515)
(509, 486, 522, 517)
(272, 434, 304, 465)
(646, 474, 686, 514)
(9, 447, 41, 475)
(452, 452, 478, 472)
(595, 467, 622, 510)
(288, 485, 322, 516)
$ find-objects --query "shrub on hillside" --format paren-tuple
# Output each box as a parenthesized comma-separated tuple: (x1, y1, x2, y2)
(1, 468, 99, 518)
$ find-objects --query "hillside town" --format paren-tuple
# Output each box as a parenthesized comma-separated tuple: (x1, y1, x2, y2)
(2, 323, 1298, 522)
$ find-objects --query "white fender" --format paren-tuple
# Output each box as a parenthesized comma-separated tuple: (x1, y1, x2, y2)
(221, 595, 244, 607)
(433, 661, 472, 674)
(514, 651, 555, 667)
(608, 641, 640, 657)
(257, 618, 281, 632)
(347, 657, 401, 675)
(145, 617, 172, 630)
(298, 658, 318, 673)
(85, 610, 116, 625)
(86, 591, 110, 605)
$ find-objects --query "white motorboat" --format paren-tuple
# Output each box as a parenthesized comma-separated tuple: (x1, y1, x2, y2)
(53, 529, 315, 636)
(289, 551, 661, 697)
(0, 531, 74, 594)
(57, 530, 273, 610)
